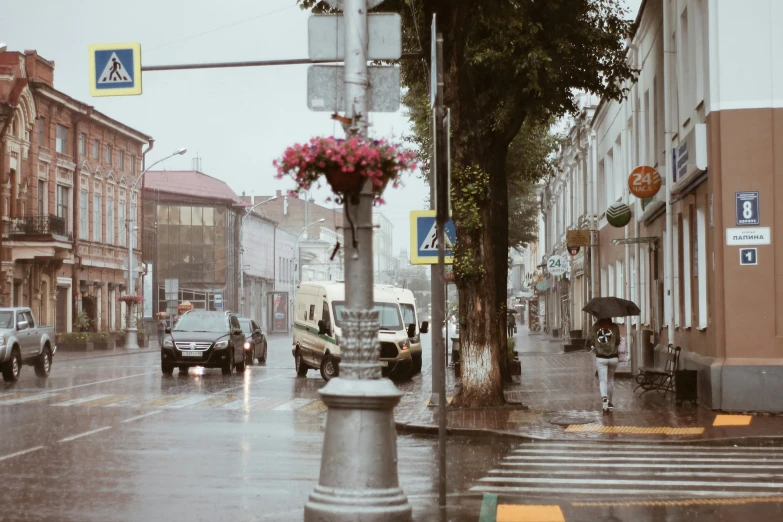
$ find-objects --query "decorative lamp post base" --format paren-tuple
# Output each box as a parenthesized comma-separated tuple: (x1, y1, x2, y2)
(125, 328, 139, 350)
(304, 378, 412, 522)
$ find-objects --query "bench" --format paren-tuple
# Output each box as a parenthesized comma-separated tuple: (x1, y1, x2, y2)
(635, 344, 680, 397)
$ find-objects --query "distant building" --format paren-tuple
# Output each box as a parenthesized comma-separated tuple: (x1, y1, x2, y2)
(373, 213, 395, 284)
(0, 50, 151, 333)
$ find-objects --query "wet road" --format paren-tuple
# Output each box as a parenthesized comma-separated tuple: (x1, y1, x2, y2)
(3, 336, 783, 521)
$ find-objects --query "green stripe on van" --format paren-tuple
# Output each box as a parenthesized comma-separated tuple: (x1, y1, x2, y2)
(294, 322, 336, 345)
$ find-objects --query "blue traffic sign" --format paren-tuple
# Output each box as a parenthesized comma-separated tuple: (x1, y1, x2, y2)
(214, 291, 224, 309)
(89, 42, 142, 97)
(409, 210, 456, 265)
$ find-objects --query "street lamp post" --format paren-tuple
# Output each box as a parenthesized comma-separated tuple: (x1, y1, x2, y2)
(124, 147, 186, 349)
(238, 195, 278, 325)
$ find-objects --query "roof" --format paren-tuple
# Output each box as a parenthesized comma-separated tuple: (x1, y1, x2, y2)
(143, 171, 243, 204)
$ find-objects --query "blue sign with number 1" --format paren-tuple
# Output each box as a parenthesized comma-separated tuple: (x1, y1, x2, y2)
(740, 248, 757, 266)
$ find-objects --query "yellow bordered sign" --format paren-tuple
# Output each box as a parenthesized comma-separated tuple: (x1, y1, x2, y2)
(409, 210, 455, 265)
(89, 42, 142, 97)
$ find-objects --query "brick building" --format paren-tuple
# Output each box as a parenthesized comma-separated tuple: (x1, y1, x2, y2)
(0, 50, 151, 334)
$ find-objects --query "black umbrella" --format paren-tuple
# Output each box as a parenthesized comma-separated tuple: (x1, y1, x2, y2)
(582, 297, 641, 319)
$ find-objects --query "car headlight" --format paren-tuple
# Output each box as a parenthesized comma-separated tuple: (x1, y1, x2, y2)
(399, 339, 410, 350)
(215, 340, 229, 349)
(243, 341, 251, 350)
(163, 338, 173, 348)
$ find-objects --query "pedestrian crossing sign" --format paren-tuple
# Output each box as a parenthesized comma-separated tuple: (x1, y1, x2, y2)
(409, 210, 456, 265)
(89, 42, 142, 97)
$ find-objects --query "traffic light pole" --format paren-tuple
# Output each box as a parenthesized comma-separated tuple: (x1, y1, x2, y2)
(304, 0, 411, 520)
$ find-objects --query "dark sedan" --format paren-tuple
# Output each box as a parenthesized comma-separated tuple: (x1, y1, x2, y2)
(160, 311, 248, 375)
(239, 318, 267, 364)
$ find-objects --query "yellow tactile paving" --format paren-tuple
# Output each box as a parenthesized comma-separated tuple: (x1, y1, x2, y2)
(74, 395, 131, 407)
(713, 414, 752, 426)
(137, 396, 185, 408)
(564, 424, 705, 435)
(0, 393, 32, 402)
(424, 397, 453, 406)
(573, 496, 783, 508)
(497, 504, 565, 522)
(300, 400, 328, 413)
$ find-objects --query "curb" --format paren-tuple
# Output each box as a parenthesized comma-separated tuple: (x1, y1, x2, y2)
(394, 421, 783, 446)
(56, 348, 158, 362)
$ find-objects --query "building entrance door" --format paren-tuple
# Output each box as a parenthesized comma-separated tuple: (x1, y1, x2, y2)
(56, 287, 68, 334)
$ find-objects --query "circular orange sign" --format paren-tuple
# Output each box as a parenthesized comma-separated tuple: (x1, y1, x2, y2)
(628, 166, 662, 198)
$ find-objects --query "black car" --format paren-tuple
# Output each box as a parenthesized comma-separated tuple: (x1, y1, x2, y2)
(160, 311, 248, 375)
(238, 318, 267, 364)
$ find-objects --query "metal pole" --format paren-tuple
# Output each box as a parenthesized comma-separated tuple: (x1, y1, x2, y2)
(140, 54, 422, 72)
(304, 1, 410, 518)
(125, 203, 139, 349)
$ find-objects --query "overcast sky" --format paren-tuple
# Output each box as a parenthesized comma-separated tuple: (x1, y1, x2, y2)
(3, 0, 642, 255)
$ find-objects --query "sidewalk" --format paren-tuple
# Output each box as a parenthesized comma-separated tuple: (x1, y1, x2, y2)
(56, 343, 159, 362)
(395, 328, 783, 442)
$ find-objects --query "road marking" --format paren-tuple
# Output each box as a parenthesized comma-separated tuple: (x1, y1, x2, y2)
(496, 504, 565, 522)
(502, 461, 783, 469)
(0, 392, 33, 402)
(216, 374, 285, 395)
(0, 393, 60, 404)
(220, 397, 267, 410)
(76, 395, 132, 407)
(573, 496, 783, 507)
(479, 476, 783, 489)
(248, 397, 290, 410)
(137, 396, 186, 408)
(513, 448, 783, 458)
(52, 394, 113, 407)
(490, 469, 783, 479)
(158, 395, 214, 409)
(515, 442, 783, 451)
(471, 485, 783, 497)
(714, 414, 753, 426)
(564, 424, 705, 435)
(194, 396, 238, 408)
(272, 398, 316, 411)
(507, 455, 783, 463)
(47, 372, 156, 392)
(121, 411, 163, 423)
(0, 446, 45, 462)
(58, 426, 112, 443)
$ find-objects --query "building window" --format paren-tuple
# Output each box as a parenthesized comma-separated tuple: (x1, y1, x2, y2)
(673, 219, 680, 327)
(79, 133, 86, 156)
(38, 180, 46, 215)
(38, 118, 46, 147)
(640, 245, 648, 324)
(56, 185, 69, 228)
(696, 202, 707, 328)
(94, 193, 102, 242)
(106, 197, 115, 244)
(93, 140, 99, 160)
(130, 155, 136, 174)
(55, 124, 68, 154)
(682, 208, 692, 327)
(119, 150, 125, 171)
(105, 144, 112, 166)
(118, 201, 126, 246)
(79, 191, 89, 240)
(679, 7, 691, 124)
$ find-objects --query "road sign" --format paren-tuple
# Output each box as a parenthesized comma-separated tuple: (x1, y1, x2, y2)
(740, 248, 758, 266)
(308, 14, 402, 60)
(628, 166, 662, 198)
(122, 254, 143, 273)
(307, 65, 400, 112)
(566, 229, 591, 248)
(567, 246, 580, 256)
(214, 291, 223, 309)
(735, 191, 760, 226)
(726, 227, 771, 246)
(409, 210, 456, 265)
(88, 42, 142, 97)
(547, 255, 568, 276)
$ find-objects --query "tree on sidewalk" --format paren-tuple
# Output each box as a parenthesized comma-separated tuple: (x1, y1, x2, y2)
(299, 0, 635, 406)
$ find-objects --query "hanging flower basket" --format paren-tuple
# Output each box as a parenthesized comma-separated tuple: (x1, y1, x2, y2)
(118, 295, 144, 305)
(274, 136, 418, 203)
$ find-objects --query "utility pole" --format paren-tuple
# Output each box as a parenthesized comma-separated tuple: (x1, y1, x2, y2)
(304, 0, 411, 520)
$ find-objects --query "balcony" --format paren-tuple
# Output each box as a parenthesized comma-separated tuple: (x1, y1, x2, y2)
(9, 214, 72, 241)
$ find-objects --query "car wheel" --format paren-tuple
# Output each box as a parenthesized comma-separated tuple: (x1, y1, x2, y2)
(295, 349, 308, 377)
(320, 354, 338, 381)
(247, 347, 255, 366)
(2, 348, 22, 383)
(412, 353, 422, 375)
(235, 347, 247, 372)
(34, 345, 52, 378)
(259, 342, 267, 364)
(161, 362, 174, 375)
(222, 348, 234, 375)
(179, 365, 189, 374)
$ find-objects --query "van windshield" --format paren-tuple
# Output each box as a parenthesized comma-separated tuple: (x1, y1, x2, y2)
(400, 304, 416, 326)
(332, 301, 403, 331)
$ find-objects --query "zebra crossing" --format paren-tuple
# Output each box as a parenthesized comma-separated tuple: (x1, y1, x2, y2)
(471, 441, 783, 501)
(0, 390, 326, 413)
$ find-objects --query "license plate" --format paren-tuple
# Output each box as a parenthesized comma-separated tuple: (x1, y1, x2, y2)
(182, 351, 201, 357)
(379, 361, 389, 367)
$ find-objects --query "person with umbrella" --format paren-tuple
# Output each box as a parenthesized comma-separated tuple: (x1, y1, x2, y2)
(582, 297, 640, 412)
(155, 312, 168, 346)
(507, 310, 516, 338)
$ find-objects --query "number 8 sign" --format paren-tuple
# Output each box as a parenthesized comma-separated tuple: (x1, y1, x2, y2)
(628, 166, 662, 199)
